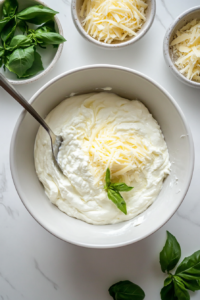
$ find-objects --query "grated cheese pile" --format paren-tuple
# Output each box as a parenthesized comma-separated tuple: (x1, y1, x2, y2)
(82, 122, 151, 185)
(171, 19, 200, 82)
(80, 0, 148, 43)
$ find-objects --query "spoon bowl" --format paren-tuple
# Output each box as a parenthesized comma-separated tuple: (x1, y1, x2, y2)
(0, 73, 63, 171)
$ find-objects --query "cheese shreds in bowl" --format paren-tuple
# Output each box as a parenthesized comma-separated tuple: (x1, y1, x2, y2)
(80, 0, 148, 44)
(171, 19, 200, 82)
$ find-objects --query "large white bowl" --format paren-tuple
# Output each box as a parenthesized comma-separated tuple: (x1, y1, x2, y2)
(10, 65, 194, 248)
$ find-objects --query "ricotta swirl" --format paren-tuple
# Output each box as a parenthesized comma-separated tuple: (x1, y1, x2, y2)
(34, 93, 171, 225)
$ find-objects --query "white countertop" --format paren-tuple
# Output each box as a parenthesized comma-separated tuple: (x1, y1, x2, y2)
(1, 0, 200, 299)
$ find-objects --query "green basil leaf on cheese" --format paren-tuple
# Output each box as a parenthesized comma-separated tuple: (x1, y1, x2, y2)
(107, 188, 127, 215)
(110, 182, 133, 192)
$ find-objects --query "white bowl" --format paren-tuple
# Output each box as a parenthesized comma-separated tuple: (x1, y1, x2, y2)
(0, 0, 64, 85)
(163, 6, 200, 88)
(10, 65, 194, 248)
(71, 0, 156, 49)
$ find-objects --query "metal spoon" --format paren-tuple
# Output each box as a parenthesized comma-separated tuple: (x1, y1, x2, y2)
(0, 73, 63, 171)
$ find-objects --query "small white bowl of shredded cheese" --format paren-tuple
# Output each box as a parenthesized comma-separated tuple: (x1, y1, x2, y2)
(164, 6, 200, 88)
(71, 0, 156, 48)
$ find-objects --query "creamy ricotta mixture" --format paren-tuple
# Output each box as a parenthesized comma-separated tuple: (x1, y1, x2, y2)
(34, 93, 171, 225)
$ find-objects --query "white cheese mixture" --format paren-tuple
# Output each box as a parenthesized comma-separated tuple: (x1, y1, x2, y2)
(34, 93, 171, 225)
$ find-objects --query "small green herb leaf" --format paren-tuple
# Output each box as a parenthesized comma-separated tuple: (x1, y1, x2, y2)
(36, 19, 55, 33)
(110, 183, 134, 192)
(21, 51, 43, 78)
(105, 168, 111, 189)
(160, 231, 181, 273)
(35, 32, 66, 45)
(0, 47, 5, 57)
(17, 20, 28, 34)
(109, 280, 145, 300)
(3, 0, 18, 17)
(175, 250, 200, 281)
(6, 45, 35, 78)
(174, 280, 190, 300)
(107, 189, 127, 215)
(160, 282, 176, 300)
(0, 17, 12, 33)
(164, 275, 173, 287)
(7, 35, 32, 50)
(1, 17, 16, 43)
(17, 5, 58, 25)
(174, 275, 200, 292)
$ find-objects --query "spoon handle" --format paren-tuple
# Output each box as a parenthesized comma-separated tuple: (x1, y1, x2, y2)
(0, 73, 51, 133)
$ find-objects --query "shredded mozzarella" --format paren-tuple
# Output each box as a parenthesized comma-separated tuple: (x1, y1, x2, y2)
(171, 19, 200, 82)
(80, 0, 148, 44)
(82, 123, 151, 185)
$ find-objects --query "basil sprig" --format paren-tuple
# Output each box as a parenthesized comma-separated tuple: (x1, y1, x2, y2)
(109, 280, 145, 300)
(0, 0, 66, 78)
(160, 231, 200, 300)
(104, 168, 133, 215)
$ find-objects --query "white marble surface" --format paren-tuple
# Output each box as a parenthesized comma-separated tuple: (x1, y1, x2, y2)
(1, 0, 200, 299)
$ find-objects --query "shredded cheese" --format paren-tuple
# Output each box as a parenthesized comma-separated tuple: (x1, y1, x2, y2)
(80, 0, 148, 44)
(171, 19, 200, 82)
(82, 124, 150, 185)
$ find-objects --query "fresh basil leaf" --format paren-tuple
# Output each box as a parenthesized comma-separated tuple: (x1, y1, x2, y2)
(17, 5, 58, 25)
(109, 280, 145, 300)
(1, 17, 16, 43)
(17, 20, 28, 34)
(160, 231, 181, 273)
(164, 275, 173, 287)
(36, 19, 55, 34)
(6, 35, 32, 50)
(3, 0, 18, 17)
(107, 188, 127, 215)
(110, 183, 133, 192)
(174, 275, 200, 292)
(35, 32, 66, 45)
(160, 282, 176, 300)
(6, 45, 35, 78)
(175, 250, 200, 281)
(174, 281, 189, 300)
(21, 51, 43, 78)
(105, 168, 111, 189)
(0, 16, 12, 33)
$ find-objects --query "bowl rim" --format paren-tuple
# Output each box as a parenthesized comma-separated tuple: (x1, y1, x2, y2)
(0, 0, 64, 85)
(10, 64, 194, 248)
(163, 6, 200, 88)
(71, 0, 156, 49)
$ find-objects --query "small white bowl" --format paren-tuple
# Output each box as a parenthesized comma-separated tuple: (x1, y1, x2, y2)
(10, 65, 194, 248)
(0, 0, 64, 85)
(71, 0, 156, 49)
(163, 6, 200, 88)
